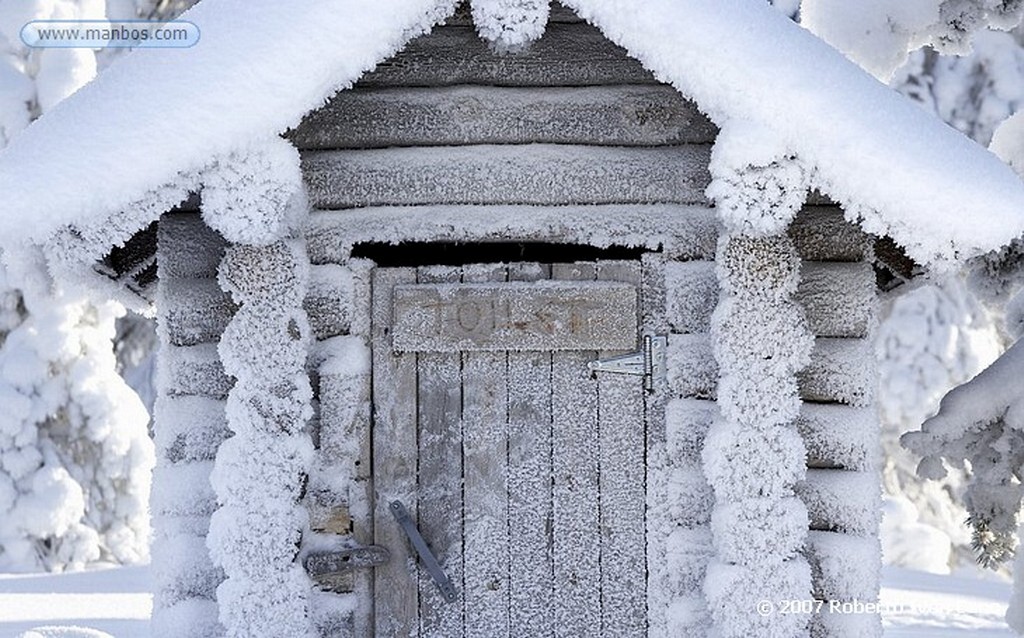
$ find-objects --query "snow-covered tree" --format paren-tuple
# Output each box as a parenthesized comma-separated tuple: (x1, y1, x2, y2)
(0, 280, 154, 571)
(893, 29, 1024, 147)
(877, 278, 1002, 571)
(0, 0, 155, 572)
(802, 0, 1024, 80)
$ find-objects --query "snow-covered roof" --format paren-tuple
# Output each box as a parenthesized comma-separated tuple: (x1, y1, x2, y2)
(1, 0, 1023, 287)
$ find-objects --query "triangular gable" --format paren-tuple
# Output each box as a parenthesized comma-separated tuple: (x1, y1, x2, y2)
(0, 0, 1022, 281)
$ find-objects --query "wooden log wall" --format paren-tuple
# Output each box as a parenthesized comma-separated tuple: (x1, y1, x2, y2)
(150, 214, 227, 638)
(155, 3, 881, 636)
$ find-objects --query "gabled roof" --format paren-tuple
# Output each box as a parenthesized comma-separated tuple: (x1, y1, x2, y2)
(1, 0, 1023, 299)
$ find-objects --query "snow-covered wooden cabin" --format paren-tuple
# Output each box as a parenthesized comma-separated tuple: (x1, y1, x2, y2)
(3, 1, 1024, 637)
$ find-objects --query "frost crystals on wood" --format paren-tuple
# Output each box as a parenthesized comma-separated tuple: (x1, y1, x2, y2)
(204, 140, 317, 638)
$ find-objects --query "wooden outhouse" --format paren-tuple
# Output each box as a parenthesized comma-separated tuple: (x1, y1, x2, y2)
(3, 1, 1024, 637)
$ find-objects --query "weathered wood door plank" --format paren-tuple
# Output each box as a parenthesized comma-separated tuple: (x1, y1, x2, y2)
(595, 261, 647, 636)
(371, 267, 420, 637)
(416, 266, 466, 638)
(507, 263, 555, 637)
(462, 264, 511, 638)
(641, 252, 673, 637)
(550, 262, 602, 637)
(372, 258, 651, 638)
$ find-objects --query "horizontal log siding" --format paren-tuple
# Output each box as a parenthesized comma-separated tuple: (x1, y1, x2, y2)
(358, 23, 655, 88)
(302, 145, 712, 209)
(288, 85, 716, 149)
(666, 260, 875, 338)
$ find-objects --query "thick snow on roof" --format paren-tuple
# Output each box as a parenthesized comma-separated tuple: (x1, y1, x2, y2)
(0, 0, 455, 249)
(0, 0, 1022, 269)
(566, 0, 1024, 265)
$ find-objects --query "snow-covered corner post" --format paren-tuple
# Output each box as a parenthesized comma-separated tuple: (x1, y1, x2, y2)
(202, 138, 317, 637)
(702, 124, 815, 638)
(471, 0, 550, 53)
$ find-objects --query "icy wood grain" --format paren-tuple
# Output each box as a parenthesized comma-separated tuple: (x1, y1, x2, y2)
(596, 261, 647, 636)
(506, 263, 554, 635)
(641, 252, 670, 335)
(665, 398, 717, 467)
(163, 343, 233, 399)
(157, 515, 214, 541)
(391, 280, 637, 352)
(318, 366, 372, 479)
(461, 264, 511, 638)
(796, 404, 877, 471)
(788, 207, 870, 262)
(666, 527, 714, 599)
(317, 361, 373, 633)
(798, 338, 875, 406)
(798, 262, 875, 338)
(665, 261, 717, 334)
(158, 213, 226, 279)
(668, 335, 874, 404)
(641, 253, 674, 636)
(415, 266, 465, 637)
(152, 532, 224, 606)
(161, 268, 353, 346)
(665, 260, 874, 337)
(306, 204, 719, 264)
(804, 531, 880, 602)
(798, 469, 879, 536)
(288, 85, 716, 149)
(445, 0, 582, 25)
(667, 334, 719, 400)
(155, 396, 229, 464)
(301, 145, 712, 209)
(358, 24, 655, 88)
(370, 268, 420, 637)
(151, 462, 217, 520)
(550, 263, 602, 635)
(162, 279, 238, 347)
(306, 264, 355, 340)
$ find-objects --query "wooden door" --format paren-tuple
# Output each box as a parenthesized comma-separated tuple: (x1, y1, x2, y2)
(371, 260, 652, 638)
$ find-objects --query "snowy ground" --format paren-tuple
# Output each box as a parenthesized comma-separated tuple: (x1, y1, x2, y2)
(0, 565, 1015, 637)
(0, 566, 150, 637)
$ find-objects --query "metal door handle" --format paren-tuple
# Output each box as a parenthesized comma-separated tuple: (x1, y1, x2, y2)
(390, 500, 458, 602)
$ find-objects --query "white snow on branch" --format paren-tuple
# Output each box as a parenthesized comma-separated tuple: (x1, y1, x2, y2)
(802, 0, 1024, 80)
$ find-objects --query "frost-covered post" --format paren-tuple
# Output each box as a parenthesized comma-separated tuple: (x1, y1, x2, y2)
(702, 126, 815, 637)
(471, 0, 550, 53)
(201, 138, 316, 637)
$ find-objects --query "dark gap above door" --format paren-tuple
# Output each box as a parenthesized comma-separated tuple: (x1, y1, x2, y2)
(352, 241, 653, 267)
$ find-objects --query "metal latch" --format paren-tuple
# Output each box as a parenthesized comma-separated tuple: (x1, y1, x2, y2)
(588, 335, 667, 391)
(390, 500, 458, 603)
(305, 545, 390, 578)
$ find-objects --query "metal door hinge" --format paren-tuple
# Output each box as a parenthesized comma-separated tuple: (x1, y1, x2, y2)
(588, 335, 667, 391)
(390, 500, 458, 603)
